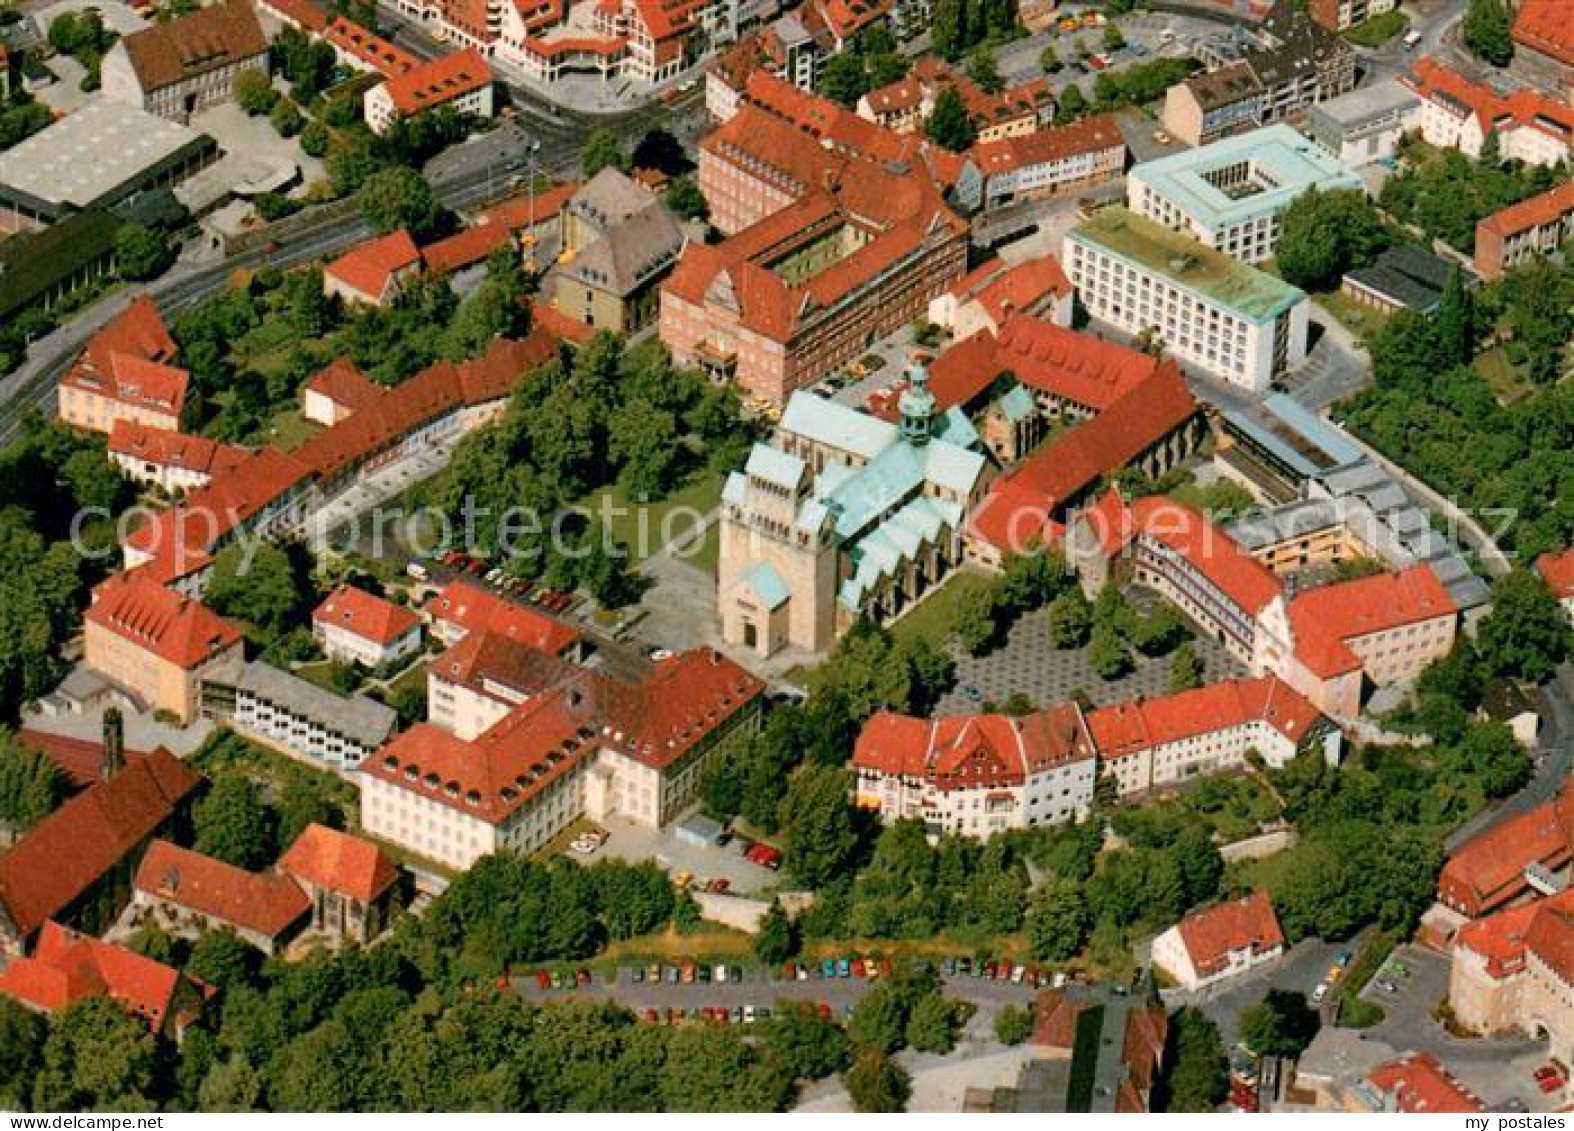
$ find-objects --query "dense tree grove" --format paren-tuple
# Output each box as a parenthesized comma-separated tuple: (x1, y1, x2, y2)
(1274, 188, 1393, 292)
(1340, 256, 1573, 557)
(932, 0, 1018, 60)
(1380, 142, 1562, 253)
(0, 728, 70, 832)
(1156, 1007, 1228, 1112)
(816, 26, 908, 107)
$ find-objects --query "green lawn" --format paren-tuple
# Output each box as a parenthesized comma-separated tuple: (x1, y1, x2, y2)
(294, 658, 362, 695)
(1475, 346, 1535, 405)
(264, 407, 323, 451)
(889, 569, 995, 651)
(1344, 8, 1406, 47)
(1315, 290, 1391, 344)
(575, 468, 722, 564)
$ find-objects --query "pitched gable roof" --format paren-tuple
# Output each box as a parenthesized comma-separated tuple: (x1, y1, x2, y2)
(86, 572, 242, 668)
(0, 921, 189, 1031)
(0, 750, 202, 941)
(118, 0, 267, 92)
(324, 230, 422, 300)
(1171, 890, 1284, 978)
(277, 824, 399, 903)
(312, 584, 420, 646)
(133, 840, 311, 940)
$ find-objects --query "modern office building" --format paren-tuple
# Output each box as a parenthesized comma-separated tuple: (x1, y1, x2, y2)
(1307, 79, 1420, 167)
(1127, 124, 1364, 264)
(1063, 206, 1310, 393)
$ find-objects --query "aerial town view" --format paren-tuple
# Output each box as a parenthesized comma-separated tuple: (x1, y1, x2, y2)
(0, 0, 1569, 1114)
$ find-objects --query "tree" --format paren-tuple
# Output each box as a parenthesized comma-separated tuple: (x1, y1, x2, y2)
(1048, 587, 1092, 648)
(357, 166, 441, 240)
(1040, 43, 1062, 72)
(205, 541, 307, 638)
(1476, 568, 1570, 682)
(269, 96, 303, 139)
(194, 775, 278, 870)
(664, 175, 709, 222)
(115, 222, 175, 281)
(0, 728, 69, 830)
(0, 515, 81, 718)
(817, 52, 869, 106)
(199, 1055, 264, 1112)
(1275, 187, 1391, 292)
(1159, 1007, 1229, 1112)
(1089, 621, 1131, 680)
(1026, 877, 1090, 961)
(924, 86, 977, 152)
(581, 129, 627, 178)
(234, 68, 279, 115)
(759, 1002, 849, 1080)
(754, 900, 797, 965)
(1462, 0, 1513, 65)
(932, 0, 964, 58)
(966, 47, 1003, 93)
(299, 119, 330, 158)
(994, 1003, 1034, 1045)
(1103, 21, 1125, 50)
(0, 996, 43, 1109)
(34, 997, 158, 1109)
(847, 982, 909, 1053)
(1434, 267, 1474, 366)
(187, 929, 261, 992)
(1239, 989, 1319, 1059)
(778, 765, 858, 888)
(1053, 83, 1088, 125)
(609, 398, 681, 501)
(905, 993, 961, 1054)
(1169, 641, 1204, 691)
(844, 1047, 910, 1112)
(953, 581, 1001, 655)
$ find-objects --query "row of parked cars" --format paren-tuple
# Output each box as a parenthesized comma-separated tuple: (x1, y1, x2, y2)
(431, 550, 575, 612)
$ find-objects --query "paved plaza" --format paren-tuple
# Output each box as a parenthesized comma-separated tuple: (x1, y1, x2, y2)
(934, 605, 1248, 715)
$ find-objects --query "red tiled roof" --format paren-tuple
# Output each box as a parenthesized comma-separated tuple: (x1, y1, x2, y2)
(1404, 57, 1574, 144)
(969, 112, 1125, 176)
(304, 357, 382, 413)
(420, 220, 512, 275)
(810, 0, 894, 41)
(260, 0, 329, 31)
(324, 229, 422, 301)
(995, 313, 1154, 409)
(1537, 547, 1574, 600)
(967, 362, 1198, 553)
(1031, 987, 1082, 1049)
(854, 702, 1094, 788)
(1454, 896, 1545, 978)
(1287, 565, 1456, 678)
(62, 296, 190, 418)
(426, 579, 580, 655)
(85, 572, 242, 669)
(312, 583, 420, 646)
(17, 730, 152, 789)
(108, 420, 247, 477)
(530, 300, 596, 344)
(1368, 1053, 1484, 1114)
(1439, 788, 1574, 915)
(1128, 494, 1283, 614)
(324, 15, 417, 74)
(382, 48, 491, 116)
(0, 749, 203, 940)
(1478, 181, 1574, 241)
(430, 626, 572, 697)
(970, 258, 1071, 324)
(482, 182, 580, 231)
(1171, 890, 1284, 978)
(596, 648, 765, 773)
(0, 922, 187, 1031)
(1086, 676, 1322, 759)
(277, 824, 398, 904)
(1512, 0, 1574, 68)
(133, 840, 311, 940)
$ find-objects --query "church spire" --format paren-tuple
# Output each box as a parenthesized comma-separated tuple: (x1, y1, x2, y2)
(899, 356, 936, 445)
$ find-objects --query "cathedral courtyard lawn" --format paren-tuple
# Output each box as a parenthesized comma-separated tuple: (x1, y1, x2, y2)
(575, 467, 723, 564)
(888, 570, 998, 651)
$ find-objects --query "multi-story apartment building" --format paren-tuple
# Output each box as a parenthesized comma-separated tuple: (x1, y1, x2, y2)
(360, 649, 763, 869)
(857, 58, 1053, 141)
(1474, 181, 1574, 280)
(1127, 124, 1364, 265)
(427, 627, 572, 740)
(1307, 79, 1421, 167)
(59, 296, 193, 436)
(312, 585, 423, 669)
(101, 0, 269, 124)
(852, 703, 1098, 837)
(1151, 890, 1286, 991)
(1307, 0, 1394, 33)
(1066, 489, 1458, 720)
(364, 49, 494, 135)
(107, 422, 247, 496)
(83, 572, 243, 724)
(1063, 206, 1310, 393)
(665, 114, 968, 402)
(705, 17, 818, 121)
(968, 113, 1127, 212)
(1161, 62, 1264, 147)
(1451, 887, 1574, 1068)
(223, 660, 399, 771)
(592, 0, 738, 83)
(853, 677, 1335, 838)
(1401, 57, 1574, 167)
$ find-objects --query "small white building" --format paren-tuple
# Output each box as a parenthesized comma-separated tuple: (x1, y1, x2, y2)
(312, 584, 422, 669)
(363, 49, 494, 136)
(1151, 890, 1286, 991)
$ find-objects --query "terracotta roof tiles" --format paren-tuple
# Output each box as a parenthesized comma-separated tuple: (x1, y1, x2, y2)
(277, 824, 398, 904)
(133, 840, 311, 940)
(312, 583, 420, 646)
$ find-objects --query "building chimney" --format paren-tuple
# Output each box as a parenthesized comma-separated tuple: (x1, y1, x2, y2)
(102, 708, 125, 783)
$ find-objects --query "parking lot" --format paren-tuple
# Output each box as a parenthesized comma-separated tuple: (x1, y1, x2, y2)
(566, 814, 783, 896)
(1162, 937, 1347, 1048)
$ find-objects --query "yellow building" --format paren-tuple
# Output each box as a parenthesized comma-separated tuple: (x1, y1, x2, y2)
(58, 295, 193, 435)
(83, 572, 243, 723)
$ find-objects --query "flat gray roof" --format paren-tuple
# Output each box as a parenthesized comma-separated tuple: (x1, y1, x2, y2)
(0, 98, 212, 210)
(1311, 78, 1420, 128)
(234, 660, 398, 747)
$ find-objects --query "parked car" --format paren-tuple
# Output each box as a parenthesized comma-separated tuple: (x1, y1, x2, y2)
(536, 971, 550, 990)
(549, 970, 563, 989)
(647, 963, 661, 982)
(630, 966, 644, 984)
(852, 958, 866, 979)
(1311, 983, 1329, 1004)
(682, 962, 696, 984)
(837, 958, 851, 978)
(821, 958, 836, 978)
(715, 964, 729, 984)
